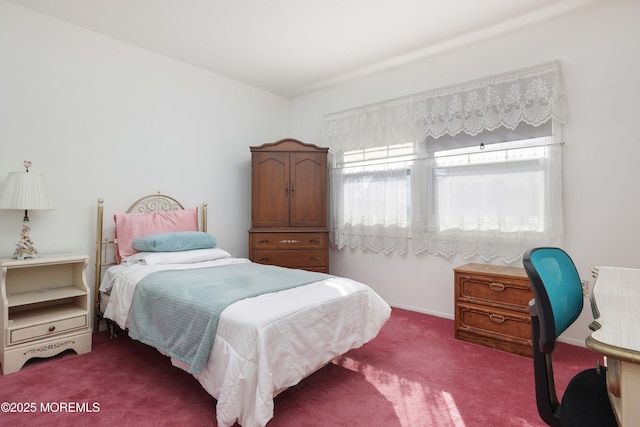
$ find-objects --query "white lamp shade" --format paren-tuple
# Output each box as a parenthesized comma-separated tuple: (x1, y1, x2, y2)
(0, 171, 55, 210)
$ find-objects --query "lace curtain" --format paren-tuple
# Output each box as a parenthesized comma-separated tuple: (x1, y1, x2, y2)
(410, 145, 564, 263)
(322, 61, 567, 260)
(322, 61, 567, 156)
(329, 162, 410, 254)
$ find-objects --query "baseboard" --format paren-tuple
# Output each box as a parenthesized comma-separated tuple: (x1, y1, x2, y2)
(388, 303, 454, 320)
(557, 336, 587, 348)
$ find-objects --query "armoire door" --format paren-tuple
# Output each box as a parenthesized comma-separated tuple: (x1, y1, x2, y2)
(289, 152, 327, 227)
(251, 151, 289, 227)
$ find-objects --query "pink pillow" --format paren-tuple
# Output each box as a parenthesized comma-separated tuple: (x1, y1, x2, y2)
(114, 207, 199, 263)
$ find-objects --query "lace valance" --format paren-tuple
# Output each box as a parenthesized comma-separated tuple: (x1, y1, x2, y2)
(322, 61, 567, 153)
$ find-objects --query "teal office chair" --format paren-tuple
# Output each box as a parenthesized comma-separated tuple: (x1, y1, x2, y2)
(523, 247, 617, 427)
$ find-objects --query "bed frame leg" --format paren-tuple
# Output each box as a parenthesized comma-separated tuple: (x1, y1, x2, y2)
(106, 320, 118, 339)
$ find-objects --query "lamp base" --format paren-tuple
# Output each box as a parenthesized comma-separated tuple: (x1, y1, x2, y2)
(14, 221, 39, 260)
(16, 249, 38, 260)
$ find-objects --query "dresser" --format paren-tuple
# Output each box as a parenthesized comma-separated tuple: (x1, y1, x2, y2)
(454, 263, 533, 357)
(249, 138, 329, 273)
(1, 254, 92, 374)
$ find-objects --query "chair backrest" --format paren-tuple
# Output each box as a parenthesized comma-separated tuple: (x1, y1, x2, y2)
(523, 247, 585, 427)
(523, 247, 584, 354)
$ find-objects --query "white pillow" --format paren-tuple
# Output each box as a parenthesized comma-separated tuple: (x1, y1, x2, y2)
(122, 247, 231, 265)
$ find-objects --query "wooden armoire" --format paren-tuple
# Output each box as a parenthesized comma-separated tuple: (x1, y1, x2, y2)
(249, 138, 329, 273)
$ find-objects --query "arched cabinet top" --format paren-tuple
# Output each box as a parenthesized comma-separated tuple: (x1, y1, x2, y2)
(250, 138, 329, 153)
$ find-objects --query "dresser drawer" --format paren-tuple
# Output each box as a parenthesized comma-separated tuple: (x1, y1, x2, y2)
(456, 302, 533, 356)
(9, 314, 88, 344)
(457, 273, 532, 312)
(456, 303, 531, 340)
(250, 232, 327, 250)
(252, 249, 326, 268)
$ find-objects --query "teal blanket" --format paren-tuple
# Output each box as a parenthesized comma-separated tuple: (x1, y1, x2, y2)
(127, 262, 332, 374)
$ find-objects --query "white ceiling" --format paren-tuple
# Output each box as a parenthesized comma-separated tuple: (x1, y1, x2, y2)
(7, 0, 595, 97)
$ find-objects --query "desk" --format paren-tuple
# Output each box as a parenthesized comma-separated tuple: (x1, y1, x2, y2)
(586, 266, 640, 427)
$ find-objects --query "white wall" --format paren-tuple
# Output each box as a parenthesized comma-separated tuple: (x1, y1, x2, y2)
(0, 1, 291, 309)
(289, 0, 640, 345)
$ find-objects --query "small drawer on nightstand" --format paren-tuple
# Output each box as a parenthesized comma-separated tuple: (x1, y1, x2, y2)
(9, 314, 88, 344)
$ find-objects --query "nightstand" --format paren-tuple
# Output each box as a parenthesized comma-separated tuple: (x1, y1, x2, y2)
(454, 263, 534, 357)
(1, 254, 92, 374)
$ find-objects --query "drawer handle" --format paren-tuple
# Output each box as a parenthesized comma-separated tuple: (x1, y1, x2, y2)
(489, 282, 505, 291)
(310, 239, 320, 244)
(310, 256, 321, 261)
(489, 314, 505, 323)
(258, 239, 269, 244)
(48, 326, 56, 332)
(259, 257, 269, 261)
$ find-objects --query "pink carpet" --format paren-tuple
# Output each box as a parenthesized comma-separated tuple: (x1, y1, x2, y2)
(0, 308, 601, 426)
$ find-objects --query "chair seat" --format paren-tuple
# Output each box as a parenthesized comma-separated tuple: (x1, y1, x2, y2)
(560, 367, 618, 427)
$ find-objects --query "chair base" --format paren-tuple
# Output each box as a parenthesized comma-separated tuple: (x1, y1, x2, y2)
(560, 367, 618, 427)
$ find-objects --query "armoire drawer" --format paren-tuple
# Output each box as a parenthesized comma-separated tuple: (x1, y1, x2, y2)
(252, 249, 326, 268)
(250, 232, 327, 250)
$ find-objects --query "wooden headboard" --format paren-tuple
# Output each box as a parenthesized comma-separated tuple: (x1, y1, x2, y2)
(94, 193, 208, 329)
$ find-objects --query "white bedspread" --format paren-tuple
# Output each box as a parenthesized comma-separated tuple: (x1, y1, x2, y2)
(101, 259, 391, 427)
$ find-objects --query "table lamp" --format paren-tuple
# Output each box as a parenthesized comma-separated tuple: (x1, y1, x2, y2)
(0, 161, 55, 259)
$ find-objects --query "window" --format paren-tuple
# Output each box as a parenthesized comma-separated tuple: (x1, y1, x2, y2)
(412, 134, 564, 262)
(329, 143, 414, 254)
(432, 138, 551, 234)
(322, 62, 567, 261)
(329, 134, 564, 262)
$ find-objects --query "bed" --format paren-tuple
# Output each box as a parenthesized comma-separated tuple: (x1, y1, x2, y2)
(94, 193, 391, 427)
